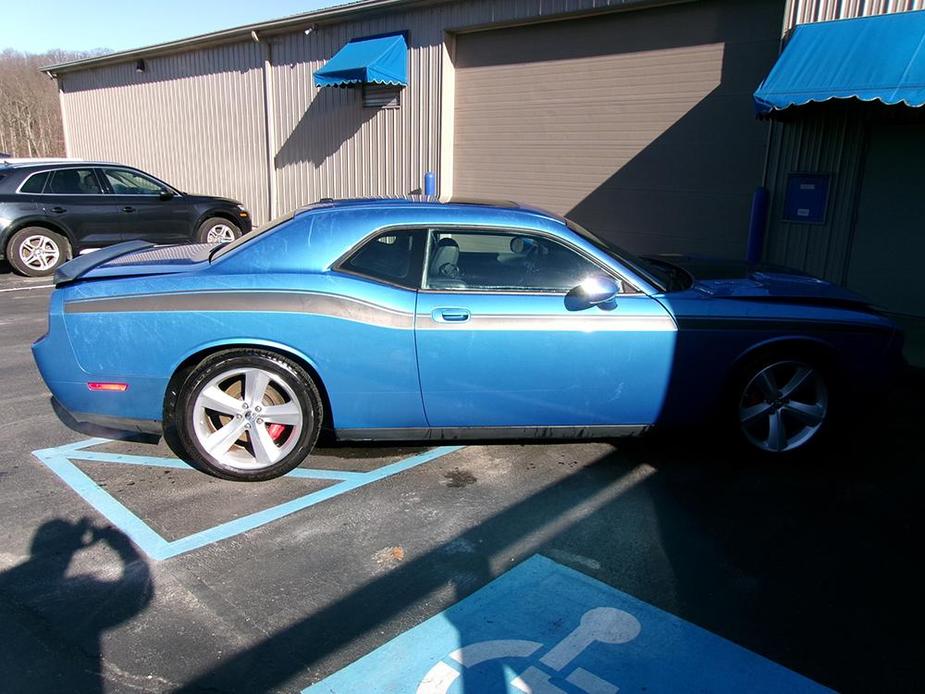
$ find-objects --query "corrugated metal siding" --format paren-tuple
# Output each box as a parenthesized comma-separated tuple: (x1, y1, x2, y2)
(767, 2, 925, 280)
(59, 42, 270, 223)
(764, 111, 867, 282)
(56, 0, 701, 225)
(268, 0, 693, 217)
(784, 0, 925, 31)
(270, 5, 443, 215)
(452, 0, 782, 257)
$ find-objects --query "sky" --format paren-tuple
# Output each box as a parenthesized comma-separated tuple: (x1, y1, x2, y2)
(0, 0, 344, 54)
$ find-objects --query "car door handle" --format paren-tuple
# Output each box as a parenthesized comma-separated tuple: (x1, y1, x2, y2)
(432, 308, 471, 323)
(122, 206, 136, 213)
(50, 206, 66, 214)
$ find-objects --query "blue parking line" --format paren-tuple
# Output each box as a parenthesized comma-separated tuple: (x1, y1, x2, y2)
(33, 440, 462, 561)
(38, 450, 174, 558)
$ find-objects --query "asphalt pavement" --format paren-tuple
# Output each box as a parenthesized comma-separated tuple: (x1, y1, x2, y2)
(0, 262, 922, 693)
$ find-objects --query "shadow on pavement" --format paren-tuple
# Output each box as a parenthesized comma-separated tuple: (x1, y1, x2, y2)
(0, 519, 153, 694)
(168, 369, 923, 693)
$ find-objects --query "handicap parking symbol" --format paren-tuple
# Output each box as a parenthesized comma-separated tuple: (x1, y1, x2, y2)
(418, 606, 641, 694)
(306, 554, 832, 694)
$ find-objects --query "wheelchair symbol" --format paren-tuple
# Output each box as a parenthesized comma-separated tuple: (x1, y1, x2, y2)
(417, 606, 641, 694)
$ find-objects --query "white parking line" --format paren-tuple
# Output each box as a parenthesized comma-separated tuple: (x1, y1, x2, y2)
(0, 284, 54, 293)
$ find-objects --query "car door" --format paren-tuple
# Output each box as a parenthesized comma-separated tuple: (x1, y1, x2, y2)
(40, 168, 122, 247)
(330, 226, 430, 429)
(414, 227, 677, 428)
(98, 167, 190, 243)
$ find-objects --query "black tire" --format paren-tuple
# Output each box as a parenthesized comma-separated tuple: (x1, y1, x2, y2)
(729, 350, 836, 459)
(195, 217, 241, 244)
(169, 349, 322, 481)
(6, 227, 70, 277)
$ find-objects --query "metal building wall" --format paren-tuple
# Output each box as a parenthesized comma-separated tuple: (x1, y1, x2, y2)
(763, 110, 867, 283)
(269, 4, 443, 217)
(784, 0, 925, 31)
(765, 0, 925, 281)
(58, 42, 271, 223)
(56, 0, 698, 225)
(267, 0, 696, 218)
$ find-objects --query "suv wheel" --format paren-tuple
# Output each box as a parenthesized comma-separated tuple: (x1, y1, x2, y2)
(196, 217, 241, 244)
(7, 227, 70, 277)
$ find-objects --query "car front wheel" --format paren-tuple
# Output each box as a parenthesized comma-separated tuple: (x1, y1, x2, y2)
(735, 358, 831, 455)
(196, 217, 241, 244)
(7, 227, 70, 277)
(171, 350, 322, 481)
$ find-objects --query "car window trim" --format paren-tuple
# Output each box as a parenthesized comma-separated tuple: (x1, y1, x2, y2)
(15, 166, 106, 196)
(335, 228, 428, 290)
(97, 166, 178, 196)
(15, 170, 51, 195)
(331, 222, 644, 295)
(418, 225, 643, 296)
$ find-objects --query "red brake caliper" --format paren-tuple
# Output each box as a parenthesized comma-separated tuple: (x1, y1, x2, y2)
(267, 423, 286, 441)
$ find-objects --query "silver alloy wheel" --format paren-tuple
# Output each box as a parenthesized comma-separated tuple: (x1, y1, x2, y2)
(19, 234, 61, 271)
(192, 366, 304, 471)
(739, 360, 828, 453)
(205, 223, 236, 243)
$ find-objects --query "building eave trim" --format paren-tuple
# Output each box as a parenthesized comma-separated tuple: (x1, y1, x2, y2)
(41, 0, 433, 76)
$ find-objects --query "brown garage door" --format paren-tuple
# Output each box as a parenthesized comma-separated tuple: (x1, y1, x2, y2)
(452, 0, 783, 257)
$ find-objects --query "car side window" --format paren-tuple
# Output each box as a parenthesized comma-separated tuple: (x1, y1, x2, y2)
(103, 168, 165, 195)
(19, 171, 49, 193)
(48, 168, 102, 195)
(341, 229, 426, 289)
(424, 229, 617, 293)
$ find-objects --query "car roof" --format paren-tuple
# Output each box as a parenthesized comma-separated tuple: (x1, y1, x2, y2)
(296, 196, 565, 224)
(0, 158, 123, 171)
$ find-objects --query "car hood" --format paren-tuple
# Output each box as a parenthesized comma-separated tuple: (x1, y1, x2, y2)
(179, 193, 240, 206)
(646, 254, 871, 305)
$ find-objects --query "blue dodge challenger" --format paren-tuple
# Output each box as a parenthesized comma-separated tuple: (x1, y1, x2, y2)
(33, 198, 902, 480)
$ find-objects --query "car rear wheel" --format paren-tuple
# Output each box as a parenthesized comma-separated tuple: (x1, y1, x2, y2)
(196, 217, 241, 244)
(735, 358, 831, 455)
(7, 227, 70, 277)
(172, 350, 322, 481)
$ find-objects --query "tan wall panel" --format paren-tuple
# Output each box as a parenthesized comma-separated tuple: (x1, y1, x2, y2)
(56, 0, 700, 225)
(453, 0, 783, 257)
(269, 6, 444, 216)
(59, 41, 270, 223)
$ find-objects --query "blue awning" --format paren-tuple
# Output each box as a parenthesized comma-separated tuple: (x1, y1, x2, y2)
(754, 11, 925, 115)
(313, 33, 408, 88)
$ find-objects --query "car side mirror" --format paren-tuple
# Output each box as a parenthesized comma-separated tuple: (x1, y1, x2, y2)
(565, 275, 621, 311)
(159, 190, 174, 201)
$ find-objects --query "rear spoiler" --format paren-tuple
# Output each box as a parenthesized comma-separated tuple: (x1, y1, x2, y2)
(54, 241, 155, 286)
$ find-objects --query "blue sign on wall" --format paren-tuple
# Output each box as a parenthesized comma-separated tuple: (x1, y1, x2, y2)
(783, 173, 830, 224)
(305, 554, 831, 693)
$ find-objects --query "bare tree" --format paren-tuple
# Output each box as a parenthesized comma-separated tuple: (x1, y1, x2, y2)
(0, 49, 108, 158)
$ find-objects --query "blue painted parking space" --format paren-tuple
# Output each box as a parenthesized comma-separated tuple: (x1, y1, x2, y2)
(306, 554, 830, 694)
(32, 438, 461, 561)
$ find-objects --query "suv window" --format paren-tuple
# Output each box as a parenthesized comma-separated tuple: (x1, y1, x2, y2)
(424, 229, 612, 292)
(48, 168, 102, 195)
(341, 230, 426, 289)
(19, 171, 49, 193)
(103, 168, 165, 195)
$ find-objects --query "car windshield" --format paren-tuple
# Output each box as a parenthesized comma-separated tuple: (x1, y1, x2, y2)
(564, 218, 671, 291)
(209, 211, 295, 261)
